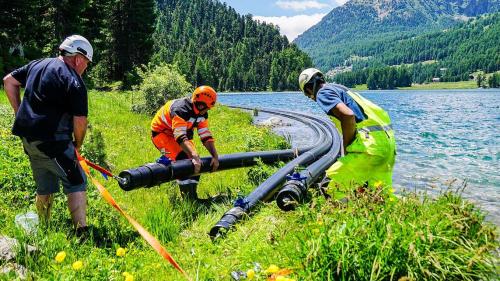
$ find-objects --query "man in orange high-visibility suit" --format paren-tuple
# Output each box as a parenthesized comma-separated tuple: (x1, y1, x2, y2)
(151, 86, 220, 200)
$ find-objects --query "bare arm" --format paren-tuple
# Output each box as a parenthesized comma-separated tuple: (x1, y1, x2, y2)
(3, 74, 22, 113)
(203, 141, 219, 172)
(73, 116, 88, 150)
(330, 103, 356, 151)
(180, 140, 202, 174)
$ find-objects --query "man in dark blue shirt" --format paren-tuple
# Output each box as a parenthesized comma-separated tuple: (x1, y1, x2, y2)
(3, 35, 93, 236)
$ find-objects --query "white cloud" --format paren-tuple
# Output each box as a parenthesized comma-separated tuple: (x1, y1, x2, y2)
(253, 13, 326, 41)
(331, 0, 349, 6)
(276, 1, 330, 11)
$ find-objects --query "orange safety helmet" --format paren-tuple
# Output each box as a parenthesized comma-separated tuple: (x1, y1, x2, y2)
(192, 86, 217, 113)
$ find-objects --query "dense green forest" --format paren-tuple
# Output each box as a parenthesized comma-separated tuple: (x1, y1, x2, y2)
(0, 0, 311, 91)
(295, 0, 499, 71)
(0, 0, 156, 86)
(152, 0, 311, 91)
(332, 13, 500, 88)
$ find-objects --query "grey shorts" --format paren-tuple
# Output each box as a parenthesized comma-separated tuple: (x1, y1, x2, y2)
(21, 138, 87, 195)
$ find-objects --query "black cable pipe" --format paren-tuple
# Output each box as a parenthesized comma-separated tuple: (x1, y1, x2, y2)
(276, 113, 342, 211)
(119, 149, 309, 191)
(118, 106, 326, 191)
(209, 107, 337, 239)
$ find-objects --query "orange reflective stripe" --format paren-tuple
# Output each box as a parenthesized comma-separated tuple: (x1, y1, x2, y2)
(76, 151, 191, 280)
(151, 101, 174, 132)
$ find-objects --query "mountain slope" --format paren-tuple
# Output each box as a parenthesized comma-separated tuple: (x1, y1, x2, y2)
(360, 13, 500, 75)
(294, 0, 500, 70)
(332, 12, 500, 87)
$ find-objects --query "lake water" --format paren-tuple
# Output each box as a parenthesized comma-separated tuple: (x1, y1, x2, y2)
(219, 89, 500, 225)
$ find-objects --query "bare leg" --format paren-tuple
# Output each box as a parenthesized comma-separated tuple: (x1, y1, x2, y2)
(36, 194, 54, 225)
(67, 191, 87, 228)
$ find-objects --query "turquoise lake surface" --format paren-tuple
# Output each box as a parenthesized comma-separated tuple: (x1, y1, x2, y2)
(219, 89, 500, 224)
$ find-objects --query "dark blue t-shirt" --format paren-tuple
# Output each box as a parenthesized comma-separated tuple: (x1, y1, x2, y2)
(10, 58, 88, 141)
(316, 83, 366, 123)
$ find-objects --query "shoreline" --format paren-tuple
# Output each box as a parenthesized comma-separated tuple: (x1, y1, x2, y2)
(220, 81, 496, 93)
(219, 87, 498, 94)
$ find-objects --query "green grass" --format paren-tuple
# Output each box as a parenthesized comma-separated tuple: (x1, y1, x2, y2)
(1, 90, 498, 280)
(399, 80, 478, 90)
(351, 80, 478, 91)
(352, 84, 368, 91)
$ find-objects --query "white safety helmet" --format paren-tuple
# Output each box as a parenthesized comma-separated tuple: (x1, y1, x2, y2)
(59, 35, 93, 62)
(298, 68, 323, 93)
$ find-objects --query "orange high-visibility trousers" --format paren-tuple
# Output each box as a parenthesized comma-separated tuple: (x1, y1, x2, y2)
(152, 133, 194, 161)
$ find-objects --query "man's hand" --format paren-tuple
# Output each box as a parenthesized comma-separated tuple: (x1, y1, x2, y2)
(191, 154, 202, 174)
(210, 156, 219, 172)
(203, 140, 219, 172)
(180, 140, 202, 174)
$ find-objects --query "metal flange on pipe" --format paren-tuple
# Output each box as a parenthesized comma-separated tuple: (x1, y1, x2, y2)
(275, 111, 342, 211)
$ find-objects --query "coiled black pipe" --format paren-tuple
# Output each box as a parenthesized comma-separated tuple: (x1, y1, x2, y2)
(118, 106, 325, 191)
(276, 113, 342, 211)
(209, 107, 337, 239)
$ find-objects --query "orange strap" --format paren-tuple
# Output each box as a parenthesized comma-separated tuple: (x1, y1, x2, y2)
(76, 152, 191, 281)
(84, 160, 113, 177)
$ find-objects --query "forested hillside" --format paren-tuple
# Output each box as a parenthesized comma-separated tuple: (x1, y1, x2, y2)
(356, 13, 500, 75)
(0, 0, 311, 91)
(333, 13, 500, 88)
(152, 0, 311, 91)
(294, 0, 499, 71)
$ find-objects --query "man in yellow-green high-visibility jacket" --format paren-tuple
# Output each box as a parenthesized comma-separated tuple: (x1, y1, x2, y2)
(299, 68, 396, 196)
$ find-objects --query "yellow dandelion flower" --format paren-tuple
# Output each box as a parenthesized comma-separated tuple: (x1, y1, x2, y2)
(390, 188, 395, 193)
(276, 276, 287, 281)
(265, 264, 280, 274)
(72, 260, 83, 270)
(246, 269, 255, 280)
(317, 220, 324, 226)
(116, 247, 127, 257)
(122, 272, 134, 281)
(389, 197, 395, 202)
(374, 181, 383, 188)
(55, 251, 66, 263)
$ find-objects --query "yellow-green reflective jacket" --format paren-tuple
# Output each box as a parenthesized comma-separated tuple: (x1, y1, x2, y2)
(329, 90, 396, 157)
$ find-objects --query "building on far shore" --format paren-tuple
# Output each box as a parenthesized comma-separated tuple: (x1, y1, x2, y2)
(326, 65, 353, 79)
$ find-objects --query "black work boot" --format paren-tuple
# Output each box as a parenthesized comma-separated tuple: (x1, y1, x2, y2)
(179, 183, 198, 200)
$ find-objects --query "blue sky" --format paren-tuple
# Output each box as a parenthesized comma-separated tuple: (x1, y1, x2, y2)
(221, 0, 349, 40)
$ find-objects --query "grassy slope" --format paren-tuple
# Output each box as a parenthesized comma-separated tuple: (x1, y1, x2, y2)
(0, 90, 498, 280)
(351, 80, 478, 91)
(399, 80, 478, 90)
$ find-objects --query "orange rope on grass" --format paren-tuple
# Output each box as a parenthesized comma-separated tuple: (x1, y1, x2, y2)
(76, 151, 191, 281)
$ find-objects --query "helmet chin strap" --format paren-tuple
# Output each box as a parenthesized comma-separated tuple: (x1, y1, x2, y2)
(191, 100, 199, 114)
(311, 76, 322, 99)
